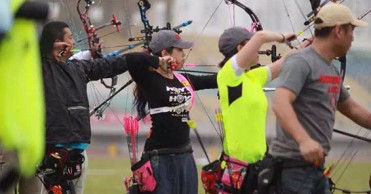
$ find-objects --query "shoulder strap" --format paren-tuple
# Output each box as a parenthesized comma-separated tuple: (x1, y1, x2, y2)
(174, 73, 195, 111)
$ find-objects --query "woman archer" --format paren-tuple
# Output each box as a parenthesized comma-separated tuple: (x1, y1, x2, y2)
(126, 30, 217, 194)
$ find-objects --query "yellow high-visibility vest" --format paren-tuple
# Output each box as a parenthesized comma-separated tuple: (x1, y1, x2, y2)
(0, 0, 45, 177)
(217, 56, 268, 163)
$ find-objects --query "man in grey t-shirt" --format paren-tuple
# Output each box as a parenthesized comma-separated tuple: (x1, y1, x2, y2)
(270, 46, 350, 159)
(268, 3, 370, 194)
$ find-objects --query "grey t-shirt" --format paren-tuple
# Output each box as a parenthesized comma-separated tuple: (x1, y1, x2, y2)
(269, 46, 350, 159)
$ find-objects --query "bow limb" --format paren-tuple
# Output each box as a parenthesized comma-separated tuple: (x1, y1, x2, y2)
(76, 0, 124, 119)
(76, 0, 100, 58)
(224, 1, 282, 61)
(303, 0, 346, 28)
(127, 0, 153, 46)
(138, 0, 153, 45)
(306, 0, 329, 19)
(225, 0, 263, 31)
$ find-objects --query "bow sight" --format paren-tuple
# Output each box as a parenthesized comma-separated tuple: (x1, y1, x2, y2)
(128, 20, 193, 43)
(128, 0, 192, 46)
(258, 45, 281, 63)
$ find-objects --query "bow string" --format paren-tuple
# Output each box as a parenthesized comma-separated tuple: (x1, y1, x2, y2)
(76, 0, 124, 119)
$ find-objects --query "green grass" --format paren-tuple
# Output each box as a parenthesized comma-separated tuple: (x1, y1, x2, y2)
(84, 156, 130, 193)
(327, 160, 371, 193)
(84, 156, 370, 194)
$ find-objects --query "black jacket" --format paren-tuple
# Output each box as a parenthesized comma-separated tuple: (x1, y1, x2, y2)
(42, 53, 151, 146)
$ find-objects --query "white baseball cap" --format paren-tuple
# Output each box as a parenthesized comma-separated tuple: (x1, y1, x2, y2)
(314, 3, 368, 29)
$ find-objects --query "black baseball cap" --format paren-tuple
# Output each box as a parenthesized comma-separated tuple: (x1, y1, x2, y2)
(218, 27, 255, 56)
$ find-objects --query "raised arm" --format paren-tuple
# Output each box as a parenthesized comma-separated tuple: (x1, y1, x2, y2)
(236, 31, 295, 70)
(77, 55, 128, 81)
(126, 53, 173, 87)
(182, 73, 217, 90)
(268, 37, 313, 80)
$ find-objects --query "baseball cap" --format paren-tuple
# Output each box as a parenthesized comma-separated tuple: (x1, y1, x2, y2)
(218, 27, 255, 56)
(149, 30, 193, 54)
(314, 3, 368, 29)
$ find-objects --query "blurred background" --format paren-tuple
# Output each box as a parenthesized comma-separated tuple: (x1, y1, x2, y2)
(37, 0, 371, 193)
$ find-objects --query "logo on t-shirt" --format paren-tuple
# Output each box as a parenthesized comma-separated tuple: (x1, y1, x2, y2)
(320, 75, 341, 109)
(166, 86, 192, 115)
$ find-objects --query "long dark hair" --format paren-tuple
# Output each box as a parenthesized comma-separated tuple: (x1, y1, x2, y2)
(218, 47, 238, 68)
(133, 85, 148, 120)
(133, 47, 174, 120)
(40, 21, 69, 56)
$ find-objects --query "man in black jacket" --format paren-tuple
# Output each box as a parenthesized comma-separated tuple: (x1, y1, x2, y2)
(37, 21, 163, 194)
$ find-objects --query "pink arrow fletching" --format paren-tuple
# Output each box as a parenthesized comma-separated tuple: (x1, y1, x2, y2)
(123, 116, 132, 135)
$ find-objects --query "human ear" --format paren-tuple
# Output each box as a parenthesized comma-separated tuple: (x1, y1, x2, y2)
(237, 44, 244, 52)
(333, 25, 343, 39)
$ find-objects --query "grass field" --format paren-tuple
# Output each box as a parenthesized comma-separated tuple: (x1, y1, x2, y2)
(84, 156, 371, 194)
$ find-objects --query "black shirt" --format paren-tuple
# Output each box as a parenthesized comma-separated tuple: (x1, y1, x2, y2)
(126, 53, 217, 151)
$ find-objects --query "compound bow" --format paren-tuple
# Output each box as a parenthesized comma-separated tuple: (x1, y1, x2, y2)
(76, 0, 122, 119)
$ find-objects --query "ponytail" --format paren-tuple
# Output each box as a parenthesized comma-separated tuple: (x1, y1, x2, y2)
(218, 47, 238, 68)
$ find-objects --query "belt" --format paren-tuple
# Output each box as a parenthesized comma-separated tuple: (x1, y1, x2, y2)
(281, 158, 324, 169)
(144, 144, 193, 158)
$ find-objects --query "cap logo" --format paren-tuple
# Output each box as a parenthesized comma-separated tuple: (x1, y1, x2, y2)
(175, 34, 181, 39)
